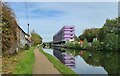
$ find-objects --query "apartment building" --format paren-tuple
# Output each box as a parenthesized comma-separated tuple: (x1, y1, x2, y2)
(53, 26, 75, 44)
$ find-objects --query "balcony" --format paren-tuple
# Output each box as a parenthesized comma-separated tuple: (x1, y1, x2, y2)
(64, 31, 74, 35)
(63, 26, 75, 29)
(63, 35, 74, 38)
(63, 29, 74, 31)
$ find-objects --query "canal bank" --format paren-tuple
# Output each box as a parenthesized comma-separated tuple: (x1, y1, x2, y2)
(39, 47, 78, 75)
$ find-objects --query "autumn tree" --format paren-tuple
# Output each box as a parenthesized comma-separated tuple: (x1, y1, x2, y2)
(2, 2, 18, 55)
(31, 30, 42, 46)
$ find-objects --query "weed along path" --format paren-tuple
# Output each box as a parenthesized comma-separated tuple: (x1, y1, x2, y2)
(33, 47, 60, 74)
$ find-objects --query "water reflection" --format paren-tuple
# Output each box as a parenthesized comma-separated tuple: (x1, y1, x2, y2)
(43, 48, 119, 75)
(81, 51, 119, 75)
(53, 49, 75, 68)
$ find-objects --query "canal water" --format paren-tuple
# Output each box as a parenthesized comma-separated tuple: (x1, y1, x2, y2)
(43, 48, 119, 75)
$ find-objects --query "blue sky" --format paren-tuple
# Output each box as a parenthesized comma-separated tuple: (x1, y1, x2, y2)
(8, 2, 118, 42)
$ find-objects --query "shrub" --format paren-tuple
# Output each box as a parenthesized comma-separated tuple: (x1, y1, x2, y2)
(24, 44, 29, 50)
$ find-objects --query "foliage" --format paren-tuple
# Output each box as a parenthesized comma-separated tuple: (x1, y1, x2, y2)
(118, 18, 120, 50)
(31, 30, 42, 46)
(66, 41, 73, 48)
(103, 33, 119, 51)
(74, 42, 81, 49)
(78, 17, 119, 52)
(2, 2, 18, 54)
(82, 39, 89, 50)
(99, 18, 119, 51)
(99, 18, 118, 42)
(74, 35, 79, 42)
(79, 28, 100, 42)
(82, 51, 119, 74)
(78, 34, 84, 41)
(23, 44, 30, 50)
(91, 40, 101, 51)
(66, 41, 81, 49)
(13, 47, 35, 74)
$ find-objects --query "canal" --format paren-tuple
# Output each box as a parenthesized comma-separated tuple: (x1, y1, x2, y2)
(43, 48, 119, 75)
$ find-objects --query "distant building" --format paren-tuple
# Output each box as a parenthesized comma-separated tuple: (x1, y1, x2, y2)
(53, 26, 75, 44)
(18, 28, 31, 48)
(15, 20, 31, 49)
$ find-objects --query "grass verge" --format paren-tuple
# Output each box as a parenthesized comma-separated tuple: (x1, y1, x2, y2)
(39, 48, 79, 76)
(13, 47, 35, 74)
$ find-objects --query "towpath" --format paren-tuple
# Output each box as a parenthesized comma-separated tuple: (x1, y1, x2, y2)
(33, 47, 60, 74)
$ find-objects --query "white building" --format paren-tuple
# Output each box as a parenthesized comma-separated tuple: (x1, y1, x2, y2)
(16, 23, 31, 49)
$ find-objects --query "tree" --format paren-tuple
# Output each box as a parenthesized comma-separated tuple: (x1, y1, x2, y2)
(79, 28, 100, 42)
(74, 35, 79, 42)
(31, 30, 42, 46)
(98, 18, 119, 52)
(99, 18, 118, 42)
(92, 40, 101, 51)
(103, 33, 119, 51)
(78, 18, 119, 52)
(78, 34, 84, 41)
(2, 2, 18, 55)
(82, 38, 88, 50)
(117, 18, 120, 52)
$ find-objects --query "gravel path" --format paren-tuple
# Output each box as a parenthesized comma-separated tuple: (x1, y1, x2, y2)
(33, 47, 61, 74)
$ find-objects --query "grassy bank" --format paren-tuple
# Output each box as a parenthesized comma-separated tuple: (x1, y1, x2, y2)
(2, 50, 29, 74)
(13, 47, 35, 74)
(39, 48, 78, 75)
